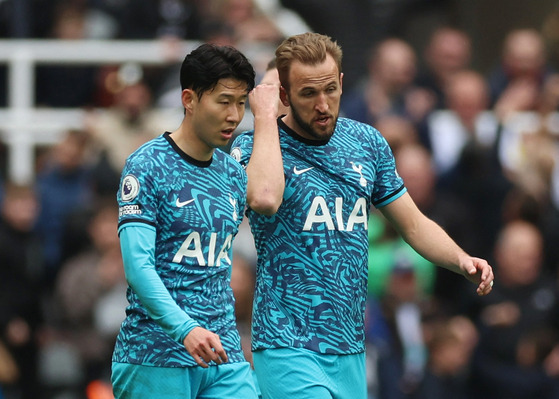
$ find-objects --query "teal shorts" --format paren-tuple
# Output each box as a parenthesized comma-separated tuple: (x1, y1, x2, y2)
(112, 361, 259, 399)
(252, 348, 366, 399)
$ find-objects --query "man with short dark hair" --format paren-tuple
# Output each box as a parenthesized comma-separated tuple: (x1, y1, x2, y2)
(111, 43, 258, 399)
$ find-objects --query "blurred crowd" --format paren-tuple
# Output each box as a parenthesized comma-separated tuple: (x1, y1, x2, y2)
(1, 1, 559, 399)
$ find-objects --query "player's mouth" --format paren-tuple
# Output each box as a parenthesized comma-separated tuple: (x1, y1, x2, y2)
(221, 128, 235, 139)
(314, 114, 331, 127)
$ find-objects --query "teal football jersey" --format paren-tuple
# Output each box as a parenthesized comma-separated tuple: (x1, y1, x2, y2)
(231, 118, 406, 355)
(113, 132, 247, 367)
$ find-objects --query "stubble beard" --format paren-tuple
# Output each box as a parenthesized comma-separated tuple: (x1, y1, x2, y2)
(289, 102, 337, 141)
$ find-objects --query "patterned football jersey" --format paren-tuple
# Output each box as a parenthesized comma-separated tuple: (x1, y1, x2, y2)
(231, 118, 406, 355)
(113, 132, 247, 367)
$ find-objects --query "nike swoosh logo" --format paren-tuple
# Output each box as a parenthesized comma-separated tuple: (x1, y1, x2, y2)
(293, 166, 314, 175)
(176, 198, 195, 207)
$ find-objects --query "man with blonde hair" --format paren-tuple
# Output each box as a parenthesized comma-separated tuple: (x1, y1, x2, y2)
(232, 32, 494, 398)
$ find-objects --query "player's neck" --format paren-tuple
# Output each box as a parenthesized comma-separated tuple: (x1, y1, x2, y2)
(169, 125, 214, 162)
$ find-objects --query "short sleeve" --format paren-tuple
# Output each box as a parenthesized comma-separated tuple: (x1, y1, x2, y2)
(230, 131, 255, 168)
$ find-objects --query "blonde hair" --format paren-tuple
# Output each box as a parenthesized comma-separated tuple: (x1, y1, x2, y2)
(275, 32, 343, 90)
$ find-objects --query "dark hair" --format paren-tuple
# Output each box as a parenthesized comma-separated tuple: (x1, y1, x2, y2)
(180, 43, 255, 99)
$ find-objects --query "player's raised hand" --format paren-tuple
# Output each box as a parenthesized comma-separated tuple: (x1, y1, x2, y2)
(249, 83, 280, 120)
(183, 326, 228, 368)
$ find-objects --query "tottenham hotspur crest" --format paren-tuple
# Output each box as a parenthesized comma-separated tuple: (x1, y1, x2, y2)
(350, 162, 368, 187)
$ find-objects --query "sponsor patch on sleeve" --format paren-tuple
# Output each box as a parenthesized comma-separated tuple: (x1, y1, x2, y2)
(230, 147, 242, 163)
(119, 204, 142, 217)
(121, 174, 140, 202)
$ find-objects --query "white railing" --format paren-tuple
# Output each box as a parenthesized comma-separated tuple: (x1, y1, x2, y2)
(0, 39, 201, 184)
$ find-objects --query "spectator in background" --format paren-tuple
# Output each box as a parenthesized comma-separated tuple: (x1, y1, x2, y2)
(113, 0, 205, 110)
(428, 66, 558, 217)
(85, 71, 177, 195)
(35, 129, 94, 285)
(374, 115, 419, 154)
(212, 0, 283, 48)
(43, 199, 126, 396)
(412, 26, 473, 151)
(155, 18, 239, 109)
(431, 70, 514, 259)
(208, 0, 284, 82)
(155, 0, 279, 106)
(414, 315, 479, 399)
(0, 182, 44, 399)
(468, 219, 559, 399)
(488, 28, 554, 109)
(366, 242, 433, 399)
(415, 26, 472, 111)
(427, 70, 497, 177)
(279, 0, 432, 92)
(341, 38, 434, 130)
(492, 72, 559, 196)
(486, 32, 556, 183)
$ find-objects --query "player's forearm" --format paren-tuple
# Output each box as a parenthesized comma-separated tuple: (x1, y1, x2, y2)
(120, 225, 200, 342)
(246, 114, 285, 215)
(401, 216, 469, 275)
(381, 193, 468, 276)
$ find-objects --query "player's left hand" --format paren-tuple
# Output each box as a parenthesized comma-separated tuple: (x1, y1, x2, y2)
(462, 256, 494, 296)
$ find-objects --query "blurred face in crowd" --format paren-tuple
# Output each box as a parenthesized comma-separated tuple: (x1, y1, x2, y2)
(281, 54, 342, 141)
(222, 0, 254, 25)
(494, 220, 543, 286)
(503, 29, 546, 79)
(445, 71, 489, 128)
(394, 144, 435, 208)
(1, 185, 38, 232)
(426, 28, 471, 79)
(55, 131, 88, 172)
(89, 205, 120, 253)
(116, 83, 152, 123)
(371, 39, 417, 92)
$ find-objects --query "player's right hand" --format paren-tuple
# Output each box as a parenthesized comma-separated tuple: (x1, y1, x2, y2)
(183, 326, 228, 368)
(249, 83, 280, 119)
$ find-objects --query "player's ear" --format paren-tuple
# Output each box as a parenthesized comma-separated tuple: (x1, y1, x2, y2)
(279, 86, 289, 107)
(340, 72, 343, 94)
(181, 89, 195, 113)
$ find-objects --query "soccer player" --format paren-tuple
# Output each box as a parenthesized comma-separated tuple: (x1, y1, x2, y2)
(111, 43, 258, 398)
(230, 32, 494, 398)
